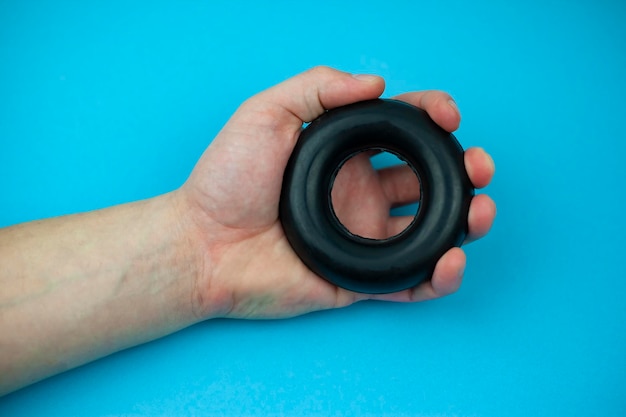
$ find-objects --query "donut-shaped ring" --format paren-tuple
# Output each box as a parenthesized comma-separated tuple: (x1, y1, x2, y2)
(279, 99, 474, 294)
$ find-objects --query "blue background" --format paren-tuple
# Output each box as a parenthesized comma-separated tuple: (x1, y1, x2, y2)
(1, 0, 625, 415)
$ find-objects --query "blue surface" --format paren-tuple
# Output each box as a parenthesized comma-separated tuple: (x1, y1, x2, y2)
(1, 0, 625, 415)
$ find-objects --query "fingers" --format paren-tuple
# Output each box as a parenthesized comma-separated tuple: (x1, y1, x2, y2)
(384, 188, 496, 244)
(393, 91, 461, 132)
(366, 247, 466, 303)
(421, 247, 466, 300)
(463, 147, 496, 243)
(387, 215, 416, 237)
(327, 87, 490, 306)
(378, 146, 497, 241)
(387, 195, 496, 246)
(378, 164, 421, 206)
(378, 145, 495, 205)
(383, 97, 494, 190)
(465, 147, 495, 189)
(466, 194, 496, 244)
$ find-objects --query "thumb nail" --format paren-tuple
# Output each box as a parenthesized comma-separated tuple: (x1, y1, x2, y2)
(448, 99, 460, 114)
(352, 73, 380, 83)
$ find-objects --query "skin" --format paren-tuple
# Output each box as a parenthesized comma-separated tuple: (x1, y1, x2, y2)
(0, 67, 495, 395)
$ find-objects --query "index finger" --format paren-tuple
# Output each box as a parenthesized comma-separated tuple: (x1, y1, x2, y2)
(393, 91, 461, 132)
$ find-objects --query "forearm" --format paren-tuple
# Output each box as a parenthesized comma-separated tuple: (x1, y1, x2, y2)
(0, 192, 202, 394)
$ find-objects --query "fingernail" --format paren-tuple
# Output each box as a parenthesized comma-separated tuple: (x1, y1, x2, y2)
(447, 99, 459, 114)
(352, 73, 380, 82)
(456, 263, 466, 281)
(485, 152, 495, 173)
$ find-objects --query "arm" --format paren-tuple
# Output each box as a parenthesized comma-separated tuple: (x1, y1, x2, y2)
(0, 67, 496, 394)
(0, 193, 202, 393)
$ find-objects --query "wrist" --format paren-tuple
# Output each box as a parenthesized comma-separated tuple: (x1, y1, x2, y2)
(170, 188, 233, 321)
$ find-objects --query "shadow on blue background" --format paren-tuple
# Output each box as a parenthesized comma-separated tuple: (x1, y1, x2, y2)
(1, 0, 625, 415)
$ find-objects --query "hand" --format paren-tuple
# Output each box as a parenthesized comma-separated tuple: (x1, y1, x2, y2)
(180, 66, 496, 319)
(0, 66, 494, 393)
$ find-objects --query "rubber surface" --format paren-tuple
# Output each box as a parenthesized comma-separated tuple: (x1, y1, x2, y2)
(280, 99, 474, 294)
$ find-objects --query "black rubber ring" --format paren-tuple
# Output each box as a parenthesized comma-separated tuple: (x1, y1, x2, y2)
(279, 99, 474, 294)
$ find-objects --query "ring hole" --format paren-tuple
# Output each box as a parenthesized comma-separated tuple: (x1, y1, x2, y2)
(330, 149, 422, 240)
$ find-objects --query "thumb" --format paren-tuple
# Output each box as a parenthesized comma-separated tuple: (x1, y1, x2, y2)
(231, 66, 385, 138)
(187, 67, 384, 228)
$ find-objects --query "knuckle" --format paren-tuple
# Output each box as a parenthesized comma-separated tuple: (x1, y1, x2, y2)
(307, 65, 336, 78)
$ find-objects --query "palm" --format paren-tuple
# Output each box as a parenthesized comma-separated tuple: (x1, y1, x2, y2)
(327, 146, 490, 246)
(331, 152, 409, 240)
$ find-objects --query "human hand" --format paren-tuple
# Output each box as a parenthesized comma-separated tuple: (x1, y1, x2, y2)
(180, 67, 496, 319)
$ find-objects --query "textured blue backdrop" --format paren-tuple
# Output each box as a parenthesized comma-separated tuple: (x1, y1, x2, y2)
(1, 0, 625, 415)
